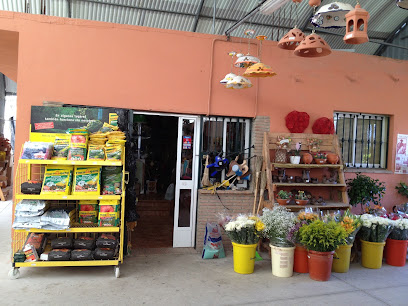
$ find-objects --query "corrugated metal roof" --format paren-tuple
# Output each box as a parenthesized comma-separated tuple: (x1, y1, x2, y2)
(0, 0, 407, 59)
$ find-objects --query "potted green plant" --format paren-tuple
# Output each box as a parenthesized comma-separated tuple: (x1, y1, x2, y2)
(290, 142, 302, 164)
(313, 152, 327, 164)
(347, 173, 386, 213)
(223, 215, 265, 274)
(299, 220, 347, 281)
(276, 190, 292, 205)
(261, 206, 296, 277)
(295, 191, 308, 205)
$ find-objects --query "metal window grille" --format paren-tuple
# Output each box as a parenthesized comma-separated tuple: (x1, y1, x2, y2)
(199, 116, 251, 188)
(334, 112, 389, 169)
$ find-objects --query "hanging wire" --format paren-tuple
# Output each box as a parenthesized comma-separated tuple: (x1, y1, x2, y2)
(277, 7, 281, 40)
(311, 5, 317, 34)
(295, 2, 300, 28)
(271, 12, 275, 41)
(289, 3, 293, 29)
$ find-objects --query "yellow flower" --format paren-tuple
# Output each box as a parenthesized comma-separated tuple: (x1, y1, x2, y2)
(255, 220, 265, 232)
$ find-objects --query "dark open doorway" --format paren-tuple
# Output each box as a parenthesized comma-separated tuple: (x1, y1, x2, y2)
(131, 114, 178, 248)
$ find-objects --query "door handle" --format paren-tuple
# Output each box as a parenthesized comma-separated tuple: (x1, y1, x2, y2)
(124, 171, 130, 184)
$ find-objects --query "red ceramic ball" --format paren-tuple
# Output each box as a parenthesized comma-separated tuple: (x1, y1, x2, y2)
(312, 117, 335, 134)
(285, 111, 310, 133)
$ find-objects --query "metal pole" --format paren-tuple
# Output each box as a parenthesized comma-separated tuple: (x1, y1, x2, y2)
(213, 0, 216, 34)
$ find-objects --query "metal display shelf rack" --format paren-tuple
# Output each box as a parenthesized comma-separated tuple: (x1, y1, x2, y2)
(10, 151, 127, 279)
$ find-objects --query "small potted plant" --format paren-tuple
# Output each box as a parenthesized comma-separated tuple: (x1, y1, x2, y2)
(290, 142, 301, 164)
(313, 152, 327, 164)
(295, 191, 308, 205)
(299, 220, 347, 281)
(276, 190, 292, 205)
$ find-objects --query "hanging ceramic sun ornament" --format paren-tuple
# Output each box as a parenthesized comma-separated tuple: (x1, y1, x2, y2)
(278, 1, 306, 50)
(294, 1, 331, 57)
(220, 52, 237, 84)
(343, 3, 370, 44)
(234, 30, 260, 68)
(244, 35, 277, 78)
(310, 2, 354, 28)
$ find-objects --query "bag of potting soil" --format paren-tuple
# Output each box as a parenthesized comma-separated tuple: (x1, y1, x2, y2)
(98, 212, 120, 227)
(79, 211, 98, 224)
(67, 132, 88, 161)
(74, 236, 95, 250)
(51, 237, 73, 249)
(94, 248, 116, 260)
(73, 166, 101, 195)
(23, 233, 48, 255)
(101, 166, 122, 195)
(52, 138, 70, 160)
(71, 249, 94, 261)
(48, 249, 71, 261)
(41, 166, 73, 195)
(87, 145, 105, 161)
(96, 234, 118, 249)
(202, 222, 225, 259)
(105, 145, 122, 161)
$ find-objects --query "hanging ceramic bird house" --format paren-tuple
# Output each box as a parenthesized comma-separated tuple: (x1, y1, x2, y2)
(278, 27, 306, 50)
(343, 4, 370, 44)
(311, 2, 354, 28)
(294, 33, 331, 57)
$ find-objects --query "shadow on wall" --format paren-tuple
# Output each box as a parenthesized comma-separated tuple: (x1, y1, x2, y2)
(0, 29, 19, 82)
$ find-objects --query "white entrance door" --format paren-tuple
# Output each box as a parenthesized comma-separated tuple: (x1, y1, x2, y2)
(173, 116, 199, 247)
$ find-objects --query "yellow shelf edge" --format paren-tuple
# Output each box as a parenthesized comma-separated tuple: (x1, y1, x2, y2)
(14, 260, 119, 267)
(15, 194, 121, 200)
(19, 159, 122, 166)
(14, 227, 120, 233)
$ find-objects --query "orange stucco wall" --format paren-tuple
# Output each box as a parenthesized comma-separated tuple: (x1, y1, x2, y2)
(1, 11, 408, 211)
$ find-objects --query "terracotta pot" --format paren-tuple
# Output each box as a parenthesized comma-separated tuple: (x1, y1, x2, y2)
(302, 152, 313, 164)
(277, 198, 290, 205)
(326, 153, 339, 164)
(314, 158, 327, 164)
(308, 250, 334, 281)
(296, 199, 308, 205)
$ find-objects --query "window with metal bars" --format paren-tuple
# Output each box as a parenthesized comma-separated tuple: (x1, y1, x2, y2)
(333, 112, 389, 169)
(200, 116, 251, 188)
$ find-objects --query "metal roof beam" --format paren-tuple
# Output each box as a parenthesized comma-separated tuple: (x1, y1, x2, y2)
(374, 16, 408, 56)
(224, 0, 267, 38)
(192, 0, 205, 32)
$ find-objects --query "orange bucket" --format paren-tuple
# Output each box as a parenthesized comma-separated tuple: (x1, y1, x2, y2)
(293, 244, 308, 273)
(308, 250, 334, 281)
(385, 238, 408, 267)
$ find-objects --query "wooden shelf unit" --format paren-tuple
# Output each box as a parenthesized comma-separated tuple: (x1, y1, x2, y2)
(262, 132, 350, 211)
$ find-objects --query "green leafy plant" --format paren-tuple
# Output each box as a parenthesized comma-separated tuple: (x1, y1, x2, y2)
(277, 190, 292, 200)
(295, 191, 308, 200)
(299, 220, 347, 252)
(346, 173, 385, 213)
(395, 182, 408, 198)
(290, 142, 302, 156)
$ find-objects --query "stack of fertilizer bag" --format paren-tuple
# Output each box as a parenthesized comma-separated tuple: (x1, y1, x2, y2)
(12, 200, 49, 229)
(40, 206, 76, 230)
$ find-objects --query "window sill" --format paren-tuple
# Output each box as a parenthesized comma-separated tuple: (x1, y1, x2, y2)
(344, 168, 393, 174)
(199, 189, 253, 195)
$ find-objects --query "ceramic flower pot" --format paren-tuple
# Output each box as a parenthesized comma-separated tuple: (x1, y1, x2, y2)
(276, 198, 289, 205)
(326, 153, 339, 164)
(290, 156, 301, 164)
(295, 199, 308, 205)
(314, 158, 327, 164)
(302, 152, 313, 164)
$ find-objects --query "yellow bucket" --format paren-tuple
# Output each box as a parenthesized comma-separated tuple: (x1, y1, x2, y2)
(332, 244, 352, 273)
(232, 242, 258, 274)
(361, 240, 385, 269)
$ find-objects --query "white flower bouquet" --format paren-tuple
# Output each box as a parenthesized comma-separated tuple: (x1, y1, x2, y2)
(260, 206, 296, 247)
(223, 215, 265, 245)
(359, 214, 393, 243)
(388, 218, 408, 240)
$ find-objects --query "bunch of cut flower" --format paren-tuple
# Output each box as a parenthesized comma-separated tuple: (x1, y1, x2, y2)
(286, 208, 319, 246)
(322, 209, 361, 245)
(359, 214, 393, 243)
(388, 217, 408, 241)
(297, 208, 320, 224)
(260, 206, 296, 247)
(223, 214, 265, 245)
